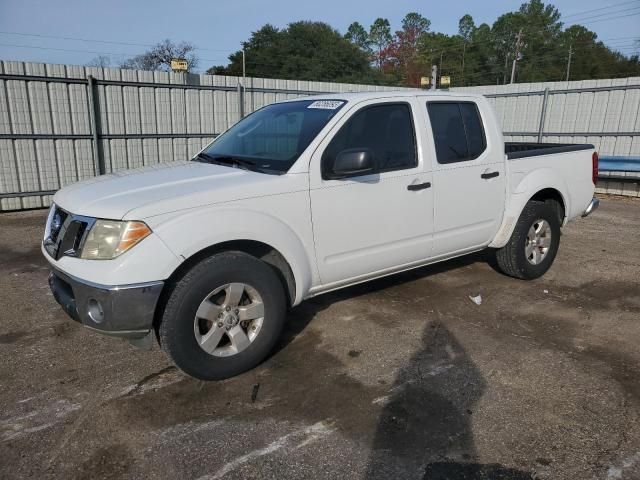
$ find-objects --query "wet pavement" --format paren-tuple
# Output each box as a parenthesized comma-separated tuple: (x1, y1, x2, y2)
(1, 196, 639, 479)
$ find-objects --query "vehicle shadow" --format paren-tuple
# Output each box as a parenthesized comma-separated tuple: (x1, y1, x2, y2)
(273, 249, 499, 357)
(364, 321, 534, 480)
(272, 250, 533, 479)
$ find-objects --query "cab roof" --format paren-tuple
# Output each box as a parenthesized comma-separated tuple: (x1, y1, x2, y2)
(280, 90, 486, 103)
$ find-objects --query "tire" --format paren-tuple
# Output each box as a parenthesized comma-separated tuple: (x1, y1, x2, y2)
(494, 200, 561, 280)
(158, 251, 286, 380)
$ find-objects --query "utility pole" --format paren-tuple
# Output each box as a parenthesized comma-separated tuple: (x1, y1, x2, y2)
(242, 49, 246, 86)
(503, 53, 509, 85)
(461, 42, 466, 86)
(431, 64, 438, 90)
(566, 45, 573, 82)
(510, 28, 523, 84)
(241, 49, 246, 118)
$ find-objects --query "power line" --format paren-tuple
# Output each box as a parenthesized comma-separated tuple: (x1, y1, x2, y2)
(0, 31, 237, 53)
(0, 3, 637, 83)
(567, 10, 640, 26)
(562, 3, 640, 22)
(458, 49, 639, 83)
(561, 0, 640, 19)
(0, 42, 232, 65)
(1, 30, 634, 71)
(0, 6, 636, 72)
(0, 1, 637, 64)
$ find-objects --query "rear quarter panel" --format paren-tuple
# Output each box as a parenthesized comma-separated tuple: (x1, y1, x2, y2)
(490, 149, 595, 248)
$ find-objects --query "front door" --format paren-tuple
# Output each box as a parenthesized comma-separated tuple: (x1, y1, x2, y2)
(309, 99, 434, 287)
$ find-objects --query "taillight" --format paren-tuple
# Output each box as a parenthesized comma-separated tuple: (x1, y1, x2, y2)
(592, 151, 599, 185)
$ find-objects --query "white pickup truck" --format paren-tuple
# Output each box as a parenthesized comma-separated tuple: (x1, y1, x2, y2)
(43, 91, 599, 380)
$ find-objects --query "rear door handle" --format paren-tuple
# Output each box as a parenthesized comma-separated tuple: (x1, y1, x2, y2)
(481, 171, 499, 179)
(407, 182, 431, 191)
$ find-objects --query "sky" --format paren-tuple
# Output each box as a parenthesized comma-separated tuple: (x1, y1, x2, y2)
(0, 0, 638, 72)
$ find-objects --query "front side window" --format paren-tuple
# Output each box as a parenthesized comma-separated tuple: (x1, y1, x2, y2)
(322, 103, 417, 177)
(200, 99, 346, 174)
(427, 102, 487, 164)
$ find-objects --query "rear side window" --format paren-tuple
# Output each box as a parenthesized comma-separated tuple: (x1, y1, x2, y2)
(427, 102, 486, 163)
(322, 103, 417, 176)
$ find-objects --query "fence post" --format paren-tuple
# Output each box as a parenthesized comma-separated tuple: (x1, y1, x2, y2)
(87, 75, 105, 175)
(537, 87, 550, 143)
(237, 81, 245, 119)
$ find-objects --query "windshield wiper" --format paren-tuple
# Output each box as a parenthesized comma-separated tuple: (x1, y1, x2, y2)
(211, 156, 256, 168)
(195, 152, 257, 171)
(194, 152, 217, 163)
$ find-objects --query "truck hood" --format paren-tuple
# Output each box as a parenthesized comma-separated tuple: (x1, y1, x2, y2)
(53, 161, 292, 220)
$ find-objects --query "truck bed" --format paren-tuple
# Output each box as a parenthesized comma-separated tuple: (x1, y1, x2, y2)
(505, 142, 594, 160)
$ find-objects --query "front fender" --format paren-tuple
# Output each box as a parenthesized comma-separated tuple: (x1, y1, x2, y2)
(150, 205, 316, 305)
(489, 168, 569, 248)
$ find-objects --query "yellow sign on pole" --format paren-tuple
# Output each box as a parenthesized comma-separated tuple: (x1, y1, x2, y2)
(170, 59, 189, 72)
(420, 76, 430, 87)
(440, 76, 451, 88)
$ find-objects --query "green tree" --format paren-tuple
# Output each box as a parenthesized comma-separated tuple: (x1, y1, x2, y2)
(369, 18, 392, 68)
(345, 22, 372, 53)
(516, 0, 563, 82)
(458, 15, 475, 43)
(401, 12, 431, 35)
(558, 25, 640, 81)
(208, 1, 640, 87)
(466, 23, 497, 85)
(208, 22, 385, 84)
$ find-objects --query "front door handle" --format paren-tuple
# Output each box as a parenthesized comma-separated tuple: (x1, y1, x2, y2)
(407, 182, 431, 191)
(481, 171, 500, 179)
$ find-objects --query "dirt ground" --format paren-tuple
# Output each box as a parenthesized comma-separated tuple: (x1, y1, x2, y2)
(0, 196, 639, 480)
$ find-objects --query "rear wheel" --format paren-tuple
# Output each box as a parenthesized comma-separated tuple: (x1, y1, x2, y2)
(495, 200, 561, 280)
(158, 251, 286, 380)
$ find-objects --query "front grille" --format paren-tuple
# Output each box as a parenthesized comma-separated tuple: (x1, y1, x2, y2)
(44, 205, 93, 260)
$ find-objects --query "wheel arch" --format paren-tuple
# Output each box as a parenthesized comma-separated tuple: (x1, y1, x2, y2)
(150, 206, 316, 309)
(530, 188, 566, 225)
(164, 239, 297, 307)
(490, 168, 569, 249)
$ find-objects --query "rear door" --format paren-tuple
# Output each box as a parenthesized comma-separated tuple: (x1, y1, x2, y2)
(425, 100, 506, 257)
(309, 98, 434, 286)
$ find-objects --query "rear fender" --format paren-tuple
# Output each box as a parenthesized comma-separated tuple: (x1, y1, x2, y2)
(489, 168, 569, 248)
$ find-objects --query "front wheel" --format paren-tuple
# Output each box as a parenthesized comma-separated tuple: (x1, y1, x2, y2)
(158, 251, 286, 380)
(494, 200, 561, 280)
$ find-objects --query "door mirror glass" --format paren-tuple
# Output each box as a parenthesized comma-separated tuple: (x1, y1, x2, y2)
(331, 148, 375, 178)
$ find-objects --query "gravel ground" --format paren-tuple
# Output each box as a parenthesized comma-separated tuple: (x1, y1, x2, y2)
(1, 195, 639, 480)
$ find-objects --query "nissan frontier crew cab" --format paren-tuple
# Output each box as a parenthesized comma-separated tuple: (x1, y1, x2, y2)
(43, 92, 599, 380)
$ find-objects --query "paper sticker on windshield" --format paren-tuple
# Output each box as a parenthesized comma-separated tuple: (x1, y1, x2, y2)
(307, 100, 345, 110)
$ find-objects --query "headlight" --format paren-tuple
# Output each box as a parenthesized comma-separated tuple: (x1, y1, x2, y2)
(80, 220, 151, 260)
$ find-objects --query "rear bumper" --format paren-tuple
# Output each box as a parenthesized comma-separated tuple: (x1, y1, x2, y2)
(582, 197, 600, 217)
(48, 266, 164, 339)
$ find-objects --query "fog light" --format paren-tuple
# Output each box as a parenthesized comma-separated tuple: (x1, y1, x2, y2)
(87, 298, 105, 323)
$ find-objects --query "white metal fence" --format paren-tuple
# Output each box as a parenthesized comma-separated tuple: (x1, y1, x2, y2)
(0, 60, 413, 211)
(1, 60, 639, 210)
(453, 78, 640, 153)
(456, 79, 640, 198)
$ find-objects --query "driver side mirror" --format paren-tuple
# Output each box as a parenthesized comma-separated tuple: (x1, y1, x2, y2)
(327, 148, 376, 179)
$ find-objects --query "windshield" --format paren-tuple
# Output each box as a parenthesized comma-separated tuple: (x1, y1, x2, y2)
(198, 99, 346, 174)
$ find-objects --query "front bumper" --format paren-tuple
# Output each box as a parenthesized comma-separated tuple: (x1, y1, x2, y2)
(582, 197, 600, 217)
(48, 266, 164, 339)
